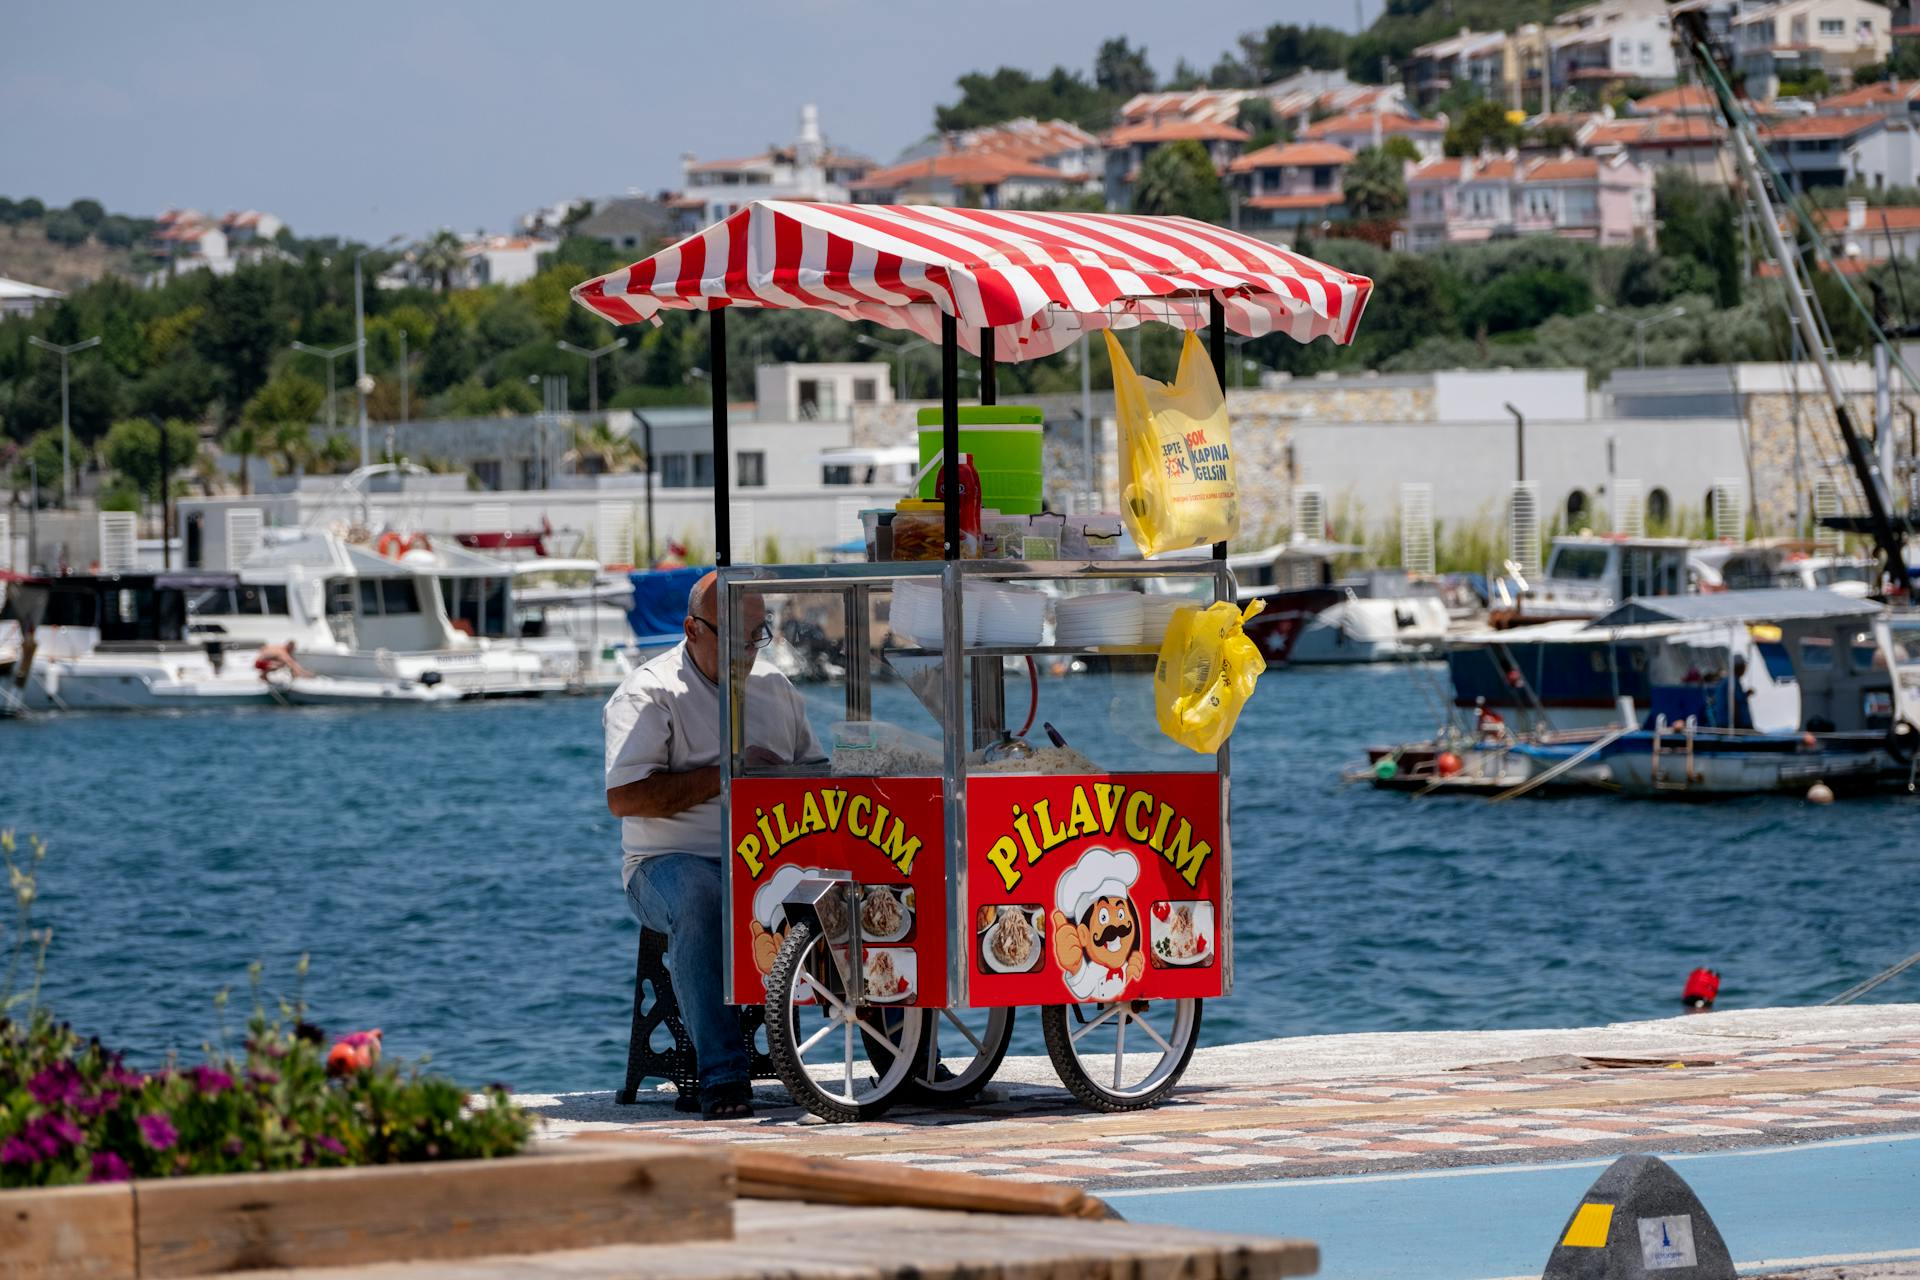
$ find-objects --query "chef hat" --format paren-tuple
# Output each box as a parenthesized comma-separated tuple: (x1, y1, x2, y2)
(752, 863, 819, 931)
(1054, 847, 1140, 924)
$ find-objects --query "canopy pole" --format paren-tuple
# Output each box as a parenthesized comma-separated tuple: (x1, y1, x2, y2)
(711, 307, 730, 567)
(979, 327, 997, 406)
(942, 313, 961, 561)
(1209, 295, 1228, 563)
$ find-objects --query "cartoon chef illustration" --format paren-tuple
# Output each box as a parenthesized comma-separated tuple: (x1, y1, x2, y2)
(1050, 847, 1145, 1002)
(749, 864, 835, 987)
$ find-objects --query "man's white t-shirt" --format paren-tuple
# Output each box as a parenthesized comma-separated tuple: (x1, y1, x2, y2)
(603, 641, 823, 886)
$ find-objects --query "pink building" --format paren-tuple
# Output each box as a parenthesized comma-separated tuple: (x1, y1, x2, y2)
(1227, 141, 1353, 229)
(1402, 151, 1654, 250)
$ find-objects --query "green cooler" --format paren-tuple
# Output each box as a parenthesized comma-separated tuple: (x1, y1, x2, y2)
(915, 405, 1044, 515)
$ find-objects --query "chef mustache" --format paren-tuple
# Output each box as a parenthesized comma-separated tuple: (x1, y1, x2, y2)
(1089, 920, 1134, 948)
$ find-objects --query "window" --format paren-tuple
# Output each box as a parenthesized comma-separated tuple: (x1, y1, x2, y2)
(693, 452, 715, 487)
(382, 579, 419, 615)
(520, 459, 539, 490)
(263, 584, 289, 615)
(1800, 636, 1834, 670)
(1549, 547, 1610, 580)
(1565, 490, 1590, 523)
(1640, 40, 1653, 65)
(662, 454, 689, 488)
(852, 379, 878, 402)
(474, 459, 502, 491)
(737, 450, 766, 487)
(359, 580, 382, 615)
(325, 579, 355, 617)
(797, 379, 821, 419)
(1819, 18, 1844, 35)
(823, 464, 853, 485)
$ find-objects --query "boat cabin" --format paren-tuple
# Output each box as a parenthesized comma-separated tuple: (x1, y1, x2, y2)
(1503, 536, 1693, 624)
(5, 573, 236, 657)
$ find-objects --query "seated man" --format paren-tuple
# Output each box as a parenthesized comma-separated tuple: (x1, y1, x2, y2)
(603, 571, 821, 1119)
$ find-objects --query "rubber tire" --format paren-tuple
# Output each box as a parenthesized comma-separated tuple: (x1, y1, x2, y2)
(900, 1007, 1015, 1107)
(763, 921, 925, 1123)
(1040, 998, 1203, 1113)
(1888, 719, 1918, 764)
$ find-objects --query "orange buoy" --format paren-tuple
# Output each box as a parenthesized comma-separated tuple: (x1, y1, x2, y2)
(1435, 751, 1463, 777)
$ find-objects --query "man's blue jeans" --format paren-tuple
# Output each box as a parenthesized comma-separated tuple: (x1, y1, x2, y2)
(624, 854, 749, 1096)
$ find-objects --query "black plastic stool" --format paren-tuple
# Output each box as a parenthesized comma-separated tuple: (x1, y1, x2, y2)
(617, 928, 776, 1110)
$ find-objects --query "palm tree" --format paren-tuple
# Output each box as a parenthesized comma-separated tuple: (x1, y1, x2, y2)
(565, 421, 642, 475)
(222, 421, 267, 495)
(415, 230, 467, 293)
(1342, 147, 1409, 222)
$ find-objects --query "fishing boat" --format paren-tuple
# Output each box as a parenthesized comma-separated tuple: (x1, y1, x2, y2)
(1230, 541, 1451, 664)
(1488, 534, 1694, 629)
(1690, 541, 1877, 598)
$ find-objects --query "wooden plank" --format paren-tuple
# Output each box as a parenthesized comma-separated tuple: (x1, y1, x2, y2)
(0, 1184, 136, 1280)
(730, 1148, 1110, 1219)
(755, 1062, 1920, 1159)
(136, 1141, 731, 1277)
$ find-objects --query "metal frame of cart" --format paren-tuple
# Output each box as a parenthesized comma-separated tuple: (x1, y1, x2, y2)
(571, 201, 1372, 1121)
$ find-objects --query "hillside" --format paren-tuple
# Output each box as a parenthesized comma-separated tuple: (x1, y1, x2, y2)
(0, 221, 142, 291)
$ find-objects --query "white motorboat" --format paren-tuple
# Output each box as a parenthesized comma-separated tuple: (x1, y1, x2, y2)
(1227, 541, 1451, 664)
(266, 671, 466, 706)
(446, 557, 637, 692)
(1489, 535, 1694, 629)
(187, 529, 563, 699)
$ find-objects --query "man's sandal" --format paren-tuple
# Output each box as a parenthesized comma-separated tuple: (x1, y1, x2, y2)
(700, 1081, 755, 1121)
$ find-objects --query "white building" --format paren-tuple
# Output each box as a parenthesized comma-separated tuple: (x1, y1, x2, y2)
(1299, 110, 1448, 160)
(754, 363, 895, 422)
(1734, 0, 1892, 100)
(0, 276, 63, 318)
(1551, 0, 1680, 91)
(461, 236, 556, 287)
(677, 104, 875, 229)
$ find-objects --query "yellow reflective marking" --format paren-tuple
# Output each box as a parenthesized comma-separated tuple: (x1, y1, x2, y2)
(1562, 1202, 1614, 1248)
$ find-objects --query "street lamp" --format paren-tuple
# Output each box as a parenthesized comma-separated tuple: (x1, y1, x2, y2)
(27, 334, 101, 504)
(855, 333, 930, 400)
(556, 337, 627, 415)
(1594, 304, 1687, 370)
(290, 340, 362, 429)
(353, 235, 406, 468)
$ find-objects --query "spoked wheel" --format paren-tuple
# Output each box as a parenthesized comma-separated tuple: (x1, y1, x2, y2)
(901, 1006, 1015, 1107)
(1040, 997, 1202, 1112)
(763, 921, 928, 1123)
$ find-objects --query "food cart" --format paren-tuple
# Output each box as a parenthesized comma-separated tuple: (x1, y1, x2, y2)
(573, 201, 1371, 1121)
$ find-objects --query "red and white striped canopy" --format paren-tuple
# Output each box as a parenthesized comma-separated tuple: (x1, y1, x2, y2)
(570, 199, 1372, 360)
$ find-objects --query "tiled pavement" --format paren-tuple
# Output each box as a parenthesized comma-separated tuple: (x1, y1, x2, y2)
(536, 1036, 1920, 1191)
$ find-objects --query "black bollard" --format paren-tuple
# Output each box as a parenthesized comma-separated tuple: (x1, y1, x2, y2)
(1541, 1154, 1735, 1278)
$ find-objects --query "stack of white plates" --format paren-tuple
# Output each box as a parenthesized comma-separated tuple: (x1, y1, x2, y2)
(976, 584, 1047, 647)
(1054, 591, 1145, 648)
(1138, 595, 1192, 646)
(889, 580, 982, 647)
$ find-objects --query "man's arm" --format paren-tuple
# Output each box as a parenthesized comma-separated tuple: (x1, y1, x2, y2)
(607, 766, 720, 818)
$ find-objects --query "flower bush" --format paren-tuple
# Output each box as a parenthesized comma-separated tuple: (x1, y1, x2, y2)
(0, 831, 532, 1189)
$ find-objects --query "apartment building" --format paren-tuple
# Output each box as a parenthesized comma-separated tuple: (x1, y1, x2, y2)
(1734, 0, 1892, 100)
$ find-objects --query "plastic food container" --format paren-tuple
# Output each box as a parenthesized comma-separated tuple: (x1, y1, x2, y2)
(915, 406, 1044, 515)
(1062, 515, 1126, 560)
(892, 501, 980, 560)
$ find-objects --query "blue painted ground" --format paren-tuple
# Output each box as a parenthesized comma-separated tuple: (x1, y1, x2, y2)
(1106, 1135, 1920, 1279)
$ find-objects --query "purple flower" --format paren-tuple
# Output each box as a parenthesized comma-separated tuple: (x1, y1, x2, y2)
(221, 1137, 245, 1157)
(0, 1137, 38, 1166)
(311, 1135, 345, 1156)
(27, 1062, 82, 1106)
(76, 1091, 121, 1118)
(137, 1114, 178, 1152)
(89, 1152, 130, 1183)
(188, 1066, 234, 1096)
(246, 1066, 280, 1086)
(41, 1115, 83, 1147)
(106, 1066, 145, 1090)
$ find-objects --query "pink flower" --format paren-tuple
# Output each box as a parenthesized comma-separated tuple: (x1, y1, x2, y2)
(137, 1114, 178, 1152)
(311, 1135, 345, 1156)
(188, 1066, 234, 1096)
(27, 1062, 82, 1106)
(89, 1152, 130, 1183)
(0, 1137, 37, 1166)
(246, 1066, 280, 1086)
(75, 1090, 120, 1118)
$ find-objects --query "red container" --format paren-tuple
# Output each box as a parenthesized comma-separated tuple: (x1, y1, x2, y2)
(936, 452, 984, 546)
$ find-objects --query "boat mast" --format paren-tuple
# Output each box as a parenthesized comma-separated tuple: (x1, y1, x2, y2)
(1673, 11, 1912, 592)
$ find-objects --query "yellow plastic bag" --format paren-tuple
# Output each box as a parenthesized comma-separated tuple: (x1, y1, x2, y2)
(1105, 329, 1239, 557)
(1154, 600, 1267, 754)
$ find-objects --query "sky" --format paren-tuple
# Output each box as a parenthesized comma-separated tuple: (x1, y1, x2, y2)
(4, 0, 1365, 243)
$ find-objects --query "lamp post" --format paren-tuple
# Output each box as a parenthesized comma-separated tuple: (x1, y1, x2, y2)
(556, 337, 627, 414)
(290, 340, 362, 429)
(1594, 304, 1687, 370)
(398, 328, 410, 424)
(632, 408, 657, 567)
(855, 333, 929, 400)
(28, 334, 102, 505)
(352, 236, 405, 469)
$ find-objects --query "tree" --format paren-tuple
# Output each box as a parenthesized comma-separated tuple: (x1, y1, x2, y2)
(1131, 140, 1228, 222)
(43, 210, 88, 246)
(234, 371, 324, 491)
(1462, 267, 1592, 335)
(130, 357, 219, 423)
(1094, 37, 1155, 97)
(1240, 23, 1352, 81)
(1364, 256, 1459, 360)
(18, 197, 45, 221)
(1444, 101, 1524, 157)
(934, 66, 1115, 132)
(1343, 147, 1409, 219)
(416, 230, 467, 292)
(565, 421, 642, 475)
(102, 418, 198, 497)
(68, 199, 106, 229)
(196, 270, 282, 417)
(7, 430, 65, 502)
(1656, 170, 1741, 308)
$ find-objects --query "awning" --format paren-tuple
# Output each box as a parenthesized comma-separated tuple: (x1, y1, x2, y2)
(571, 200, 1372, 360)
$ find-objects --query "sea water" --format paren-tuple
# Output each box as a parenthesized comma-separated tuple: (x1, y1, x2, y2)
(4, 665, 1916, 1092)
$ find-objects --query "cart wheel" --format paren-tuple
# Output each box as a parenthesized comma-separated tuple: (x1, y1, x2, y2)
(1040, 997, 1202, 1112)
(902, 1007, 1015, 1107)
(763, 921, 928, 1123)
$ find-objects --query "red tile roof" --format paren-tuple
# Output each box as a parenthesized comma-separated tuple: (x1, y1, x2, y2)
(1760, 113, 1885, 141)
(1102, 119, 1250, 145)
(1228, 141, 1355, 172)
(849, 152, 1069, 192)
(1630, 85, 1717, 115)
(1522, 157, 1602, 181)
(1303, 111, 1446, 138)
(1244, 192, 1346, 210)
(1407, 158, 1465, 183)
(1817, 205, 1920, 233)
(1818, 80, 1920, 112)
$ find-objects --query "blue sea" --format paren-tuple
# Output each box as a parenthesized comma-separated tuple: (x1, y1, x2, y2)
(4, 666, 1917, 1093)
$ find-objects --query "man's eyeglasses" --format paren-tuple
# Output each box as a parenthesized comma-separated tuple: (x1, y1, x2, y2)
(691, 616, 774, 649)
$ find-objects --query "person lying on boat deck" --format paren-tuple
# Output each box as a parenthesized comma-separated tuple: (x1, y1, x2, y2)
(603, 571, 823, 1120)
(253, 641, 312, 681)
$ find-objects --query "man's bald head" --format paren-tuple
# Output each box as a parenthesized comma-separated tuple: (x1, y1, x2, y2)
(686, 570, 718, 625)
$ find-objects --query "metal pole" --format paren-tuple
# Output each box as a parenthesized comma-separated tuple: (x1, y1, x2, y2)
(399, 329, 409, 424)
(1877, 342, 1896, 509)
(1079, 338, 1093, 511)
(158, 422, 172, 570)
(1507, 402, 1525, 482)
(711, 307, 731, 567)
(941, 312, 960, 561)
(637, 410, 656, 566)
(979, 327, 996, 406)
(1635, 320, 1645, 370)
(26, 457, 38, 570)
(326, 356, 336, 428)
(1209, 295, 1227, 561)
(59, 353, 70, 505)
(588, 352, 599, 415)
(355, 253, 369, 469)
